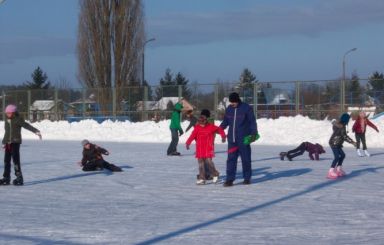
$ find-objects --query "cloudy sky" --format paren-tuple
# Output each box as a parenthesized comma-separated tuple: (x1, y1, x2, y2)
(0, 0, 384, 87)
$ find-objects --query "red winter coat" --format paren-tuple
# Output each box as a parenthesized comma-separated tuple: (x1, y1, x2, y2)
(352, 118, 378, 134)
(186, 123, 226, 158)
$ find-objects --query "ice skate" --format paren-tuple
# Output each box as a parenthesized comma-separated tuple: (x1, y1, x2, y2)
(0, 177, 10, 185)
(336, 166, 346, 177)
(196, 179, 205, 185)
(327, 168, 338, 179)
(356, 149, 364, 157)
(364, 150, 370, 157)
(13, 176, 23, 186)
(212, 175, 219, 184)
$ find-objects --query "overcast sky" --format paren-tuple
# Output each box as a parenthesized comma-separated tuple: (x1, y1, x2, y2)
(0, 0, 383, 87)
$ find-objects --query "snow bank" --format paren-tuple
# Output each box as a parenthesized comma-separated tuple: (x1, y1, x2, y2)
(2, 115, 383, 146)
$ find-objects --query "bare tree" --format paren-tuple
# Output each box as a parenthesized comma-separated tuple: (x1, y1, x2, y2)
(77, 0, 145, 112)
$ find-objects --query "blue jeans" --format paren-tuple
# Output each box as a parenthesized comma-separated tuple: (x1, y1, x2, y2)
(331, 147, 345, 168)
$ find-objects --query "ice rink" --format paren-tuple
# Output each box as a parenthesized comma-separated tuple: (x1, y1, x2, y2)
(0, 140, 383, 244)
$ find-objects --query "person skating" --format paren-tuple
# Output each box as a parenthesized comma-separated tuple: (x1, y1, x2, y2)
(0, 104, 42, 186)
(79, 140, 122, 172)
(220, 92, 258, 186)
(185, 110, 198, 133)
(327, 113, 356, 179)
(186, 114, 226, 185)
(167, 102, 184, 156)
(280, 142, 325, 161)
(352, 111, 379, 157)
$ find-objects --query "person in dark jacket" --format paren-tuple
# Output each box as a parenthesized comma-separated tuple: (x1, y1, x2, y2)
(327, 113, 356, 179)
(185, 110, 197, 133)
(280, 142, 326, 161)
(0, 104, 42, 186)
(220, 92, 258, 186)
(79, 140, 122, 172)
(167, 102, 184, 156)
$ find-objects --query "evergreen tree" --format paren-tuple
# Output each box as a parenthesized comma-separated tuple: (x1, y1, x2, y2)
(346, 72, 362, 104)
(368, 71, 384, 103)
(24, 66, 51, 89)
(237, 68, 258, 104)
(155, 68, 191, 100)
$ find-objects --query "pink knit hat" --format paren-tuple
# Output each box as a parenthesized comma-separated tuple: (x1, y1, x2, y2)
(5, 104, 17, 113)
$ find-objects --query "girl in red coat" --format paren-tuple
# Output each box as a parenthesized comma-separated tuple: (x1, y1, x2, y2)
(352, 111, 379, 157)
(186, 114, 226, 185)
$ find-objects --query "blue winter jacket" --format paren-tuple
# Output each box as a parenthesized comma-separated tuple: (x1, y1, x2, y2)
(220, 102, 257, 144)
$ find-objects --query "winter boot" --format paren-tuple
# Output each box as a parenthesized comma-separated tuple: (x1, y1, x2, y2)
(13, 176, 23, 186)
(279, 152, 286, 161)
(242, 179, 251, 185)
(223, 180, 234, 187)
(327, 168, 338, 179)
(196, 179, 205, 185)
(357, 149, 364, 157)
(364, 150, 371, 157)
(0, 177, 10, 185)
(336, 166, 346, 177)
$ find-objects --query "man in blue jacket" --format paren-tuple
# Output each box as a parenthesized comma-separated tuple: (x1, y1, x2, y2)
(220, 92, 258, 187)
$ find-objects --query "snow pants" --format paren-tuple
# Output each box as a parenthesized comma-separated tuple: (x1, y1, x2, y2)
(286, 142, 306, 159)
(226, 142, 252, 181)
(330, 147, 345, 168)
(197, 158, 219, 180)
(167, 129, 179, 155)
(3, 143, 22, 179)
(82, 159, 121, 172)
(355, 133, 367, 150)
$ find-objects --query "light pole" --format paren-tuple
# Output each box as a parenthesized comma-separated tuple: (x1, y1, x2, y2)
(142, 38, 155, 86)
(341, 47, 357, 112)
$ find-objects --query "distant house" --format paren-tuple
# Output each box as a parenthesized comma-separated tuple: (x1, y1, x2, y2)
(136, 97, 194, 111)
(29, 100, 64, 122)
(218, 88, 292, 110)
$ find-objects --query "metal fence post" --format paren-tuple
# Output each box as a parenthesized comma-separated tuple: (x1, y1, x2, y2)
(2, 91, 5, 121)
(178, 85, 182, 100)
(27, 90, 31, 121)
(54, 89, 58, 121)
(214, 83, 219, 120)
(112, 87, 116, 119)
(82, 89, 86, 120)
(253, 83, 258, 119)
(143, 86, 148, 121)
(295, 81, 300, 116)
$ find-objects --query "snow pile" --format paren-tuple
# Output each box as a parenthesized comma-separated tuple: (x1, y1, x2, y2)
(1, 115, 383, 146)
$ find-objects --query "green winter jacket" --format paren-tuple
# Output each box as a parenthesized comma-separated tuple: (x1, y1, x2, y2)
(2, 113, 40, 144)
(169, 102, 183, 132)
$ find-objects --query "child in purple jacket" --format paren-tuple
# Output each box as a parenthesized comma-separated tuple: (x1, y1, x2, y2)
(280, 142, 326, 161)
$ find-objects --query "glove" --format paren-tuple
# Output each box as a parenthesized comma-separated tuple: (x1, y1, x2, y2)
(243, 133, 260, 145)
(222, 137, 226, 143)
(186, 144, 190, 150)
(179, 130, 184, 136)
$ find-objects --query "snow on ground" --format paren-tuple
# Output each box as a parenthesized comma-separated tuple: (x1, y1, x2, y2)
(0, 116, 383, 244)
(4, 115, 384, 147)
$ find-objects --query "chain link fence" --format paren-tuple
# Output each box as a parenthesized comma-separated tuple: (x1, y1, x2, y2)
(1, 79, 380, 122)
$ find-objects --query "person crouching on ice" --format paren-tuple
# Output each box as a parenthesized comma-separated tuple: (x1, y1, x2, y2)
(327, 113, 356, 179)
(186, 114, 226, 185)
(79, 140, 122, 172)
(280, 142, 326, 161)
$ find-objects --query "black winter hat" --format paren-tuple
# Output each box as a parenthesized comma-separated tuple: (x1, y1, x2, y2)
(229, 92, 241, 103)
(200, 109, 211, 118)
